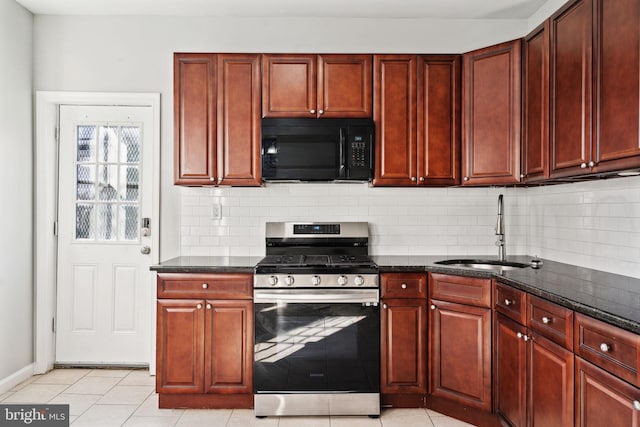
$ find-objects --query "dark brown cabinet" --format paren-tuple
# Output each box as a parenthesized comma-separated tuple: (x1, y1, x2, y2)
(575, 357, 640, 427)
(461, 40, 521, 185)
(549, 0, 593, 178)
(522, 21, 550, 182)
(373, 55, 461, 186)
(494, 282, 574, 427)
(551, 0, 640, 178)
(428, 273, 492, 412)
(262, 54, 372, 118)
(174, 53, 261, 186)
(156, 273, 253, 408)
(381, 273, 427, 407)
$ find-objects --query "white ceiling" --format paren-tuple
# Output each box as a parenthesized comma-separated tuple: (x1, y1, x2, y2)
(15, 0, 548, 19)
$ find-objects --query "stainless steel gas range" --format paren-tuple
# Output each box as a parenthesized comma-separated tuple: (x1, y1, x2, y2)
(253, 222, 380, 418)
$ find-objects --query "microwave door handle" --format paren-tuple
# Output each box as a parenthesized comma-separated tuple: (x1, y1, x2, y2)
(339, 128, 347, 178)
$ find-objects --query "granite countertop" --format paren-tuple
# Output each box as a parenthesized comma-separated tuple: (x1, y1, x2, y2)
(152, 255, 640, 334)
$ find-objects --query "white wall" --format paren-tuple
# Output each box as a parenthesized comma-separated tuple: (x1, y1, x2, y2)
(0, 0, 33, 381)
(33, 14, 528, 262)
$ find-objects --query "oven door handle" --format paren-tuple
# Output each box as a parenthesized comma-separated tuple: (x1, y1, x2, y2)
(254, 289, 379, 304)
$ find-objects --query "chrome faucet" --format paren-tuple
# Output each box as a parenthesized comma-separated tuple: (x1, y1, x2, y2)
(495, 194, 505, 261)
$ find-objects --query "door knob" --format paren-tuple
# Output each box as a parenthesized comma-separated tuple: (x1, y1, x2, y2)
(140, 246, 151, 255)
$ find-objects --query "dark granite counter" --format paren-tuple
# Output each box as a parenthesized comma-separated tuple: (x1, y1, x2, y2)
(373, 255, 640, 334)
(152, 255, 640, 334)
(150, 256, 260, 273)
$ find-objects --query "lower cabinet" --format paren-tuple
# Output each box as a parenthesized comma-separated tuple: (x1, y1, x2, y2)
(495, 314, 574, 427)
(156, 273, 253, 408)
(428, 273, 493, 412)
(575, 356, 640, 427)
(380, 273, 428, 407)
(494, 281, 574, 427)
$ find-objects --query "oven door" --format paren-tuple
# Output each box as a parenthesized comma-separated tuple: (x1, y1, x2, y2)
(253, 289, 380, 395)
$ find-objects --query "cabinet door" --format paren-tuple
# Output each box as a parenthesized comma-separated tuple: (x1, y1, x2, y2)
(381, 298, 427, 394)
(174, 53, 217, 185)
(575, 357, 640, 427)
(523, 22, 550, 182)
(216, 54, 261, 186)
(529, 332, 574, 427)
(262, 54, 317, 118)
(550, 0, 593, 177)
(429, 299, 492, 411)
(318, 54, 372, 118)
(495, 314, 527, 427)
(462, 40, 521, 185)
(373, 55, 418, 186)
(593, 0, 640, 172)
(204, 300, 253, 394)
(156, 299, 205, 394)
(417, 55, 461, 186)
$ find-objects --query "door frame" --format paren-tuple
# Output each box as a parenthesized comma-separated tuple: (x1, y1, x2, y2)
(34, 91, 161, 374)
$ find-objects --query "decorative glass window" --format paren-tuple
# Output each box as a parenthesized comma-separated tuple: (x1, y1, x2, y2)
(74, 124, 142, 242)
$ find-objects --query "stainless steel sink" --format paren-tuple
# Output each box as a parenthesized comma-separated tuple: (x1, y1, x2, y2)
(434, 259, 530, 272)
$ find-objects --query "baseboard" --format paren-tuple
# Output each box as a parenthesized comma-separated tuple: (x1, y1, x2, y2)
(0, 364, 35, 394)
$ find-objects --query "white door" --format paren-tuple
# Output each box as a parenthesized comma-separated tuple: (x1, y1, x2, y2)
(56, 105, 154, 365)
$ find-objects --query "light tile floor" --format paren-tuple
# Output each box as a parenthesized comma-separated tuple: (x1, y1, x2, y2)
(0, 369, 477, 427)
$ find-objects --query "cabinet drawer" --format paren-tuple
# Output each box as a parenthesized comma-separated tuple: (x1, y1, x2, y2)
(429, 273, 491, 308)
(382, 273, 427, 298)
(494, 282, 526, 324)
(157, 273, 252, 299)
(528, 295, 573, 350)
(575, 313, 639, 387)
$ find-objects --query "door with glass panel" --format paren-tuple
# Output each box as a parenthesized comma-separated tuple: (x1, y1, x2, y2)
(56, 105, 153, 364)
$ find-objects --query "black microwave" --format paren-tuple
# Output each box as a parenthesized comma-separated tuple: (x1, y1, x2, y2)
(261, 118, 374, 182)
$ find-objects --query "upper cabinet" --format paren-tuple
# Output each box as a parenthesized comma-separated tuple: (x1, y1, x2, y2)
(174, 53, 261, 186)
(551, 0, 640, 178)
(373, 55, 461, 186)
(262, 54, 372, 118)
(462, 40, 522, 185)
(549, 0, 593, 178)
(522, 22, 550, 182)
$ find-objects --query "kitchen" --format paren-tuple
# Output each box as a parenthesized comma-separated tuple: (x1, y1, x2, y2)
(2, 0, 640, 425)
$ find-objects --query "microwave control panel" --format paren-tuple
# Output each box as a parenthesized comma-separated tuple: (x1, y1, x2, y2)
(348, 128, 372, 179)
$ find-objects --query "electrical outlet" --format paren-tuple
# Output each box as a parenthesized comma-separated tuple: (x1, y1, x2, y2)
(213, 203, 222, 220)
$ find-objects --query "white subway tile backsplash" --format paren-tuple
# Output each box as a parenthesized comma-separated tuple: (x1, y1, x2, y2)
(179, 176, 640, 278)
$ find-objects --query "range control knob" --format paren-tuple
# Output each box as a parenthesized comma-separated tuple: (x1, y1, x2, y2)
(354, 276, 365, 286)
(311, 275, 321, 286)
(285, 275, 295, 286)
(268, 276, 278, 286)
(338, 275, 348, 286)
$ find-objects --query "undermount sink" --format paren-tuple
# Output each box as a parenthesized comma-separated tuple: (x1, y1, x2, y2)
(434, 259, 530, 272)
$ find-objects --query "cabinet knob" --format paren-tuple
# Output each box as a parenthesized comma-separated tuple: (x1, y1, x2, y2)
(542, 316, 552, 324)
(520, 173, 525, 179)
(202, 283, 208, 289)
(588, 161, 595, 167)
(383, 303, 388, 309)
(197, 303, 202, 309)
(633, 400, 640, 411)
(310, 109, 316, 114)
(209, 177, 215, 181)
(463, 176, 470, 181)
(419, 177, 425, 182)
(517, 332, 523, 339)
(401, 283, 407, 289)
(523, 334, 530, 342)
(206, 304, 212, 309)
(580, 163, 587, 169)
(504, 299, 513, 306)
(600, 343, 611, 353)
(430, 304, 436, 310)
(410, 176, 417, 182)
(318, 109, 324, 115)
